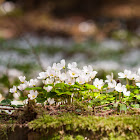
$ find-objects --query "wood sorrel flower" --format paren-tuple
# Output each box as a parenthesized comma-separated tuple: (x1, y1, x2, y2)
(105, 73, 114, 83)
(28, 90, 38, 100)
(37, 72, 48, 79)
(18, 83, 27, 91)
(93, 78, 104, 90)
(29, 79, 38, 87)
(118, 69, 131, 79)
(10, 86, 17, 93)
(19, 76, 26, 83)
(44, 86, 53, 92)
(67, 62, 77, 70)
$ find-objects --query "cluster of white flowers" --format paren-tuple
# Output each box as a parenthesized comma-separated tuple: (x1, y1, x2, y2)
(104, 73, 130, 96)
(118, 68, 140, 89)
(10, 75, 39, 100)
(38, 60, 98, 86)
(118, 69, 140, 82)
(9, 59, 140, 102)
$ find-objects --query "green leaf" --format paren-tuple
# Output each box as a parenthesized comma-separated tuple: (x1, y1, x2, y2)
(55, 83, 65, 89)
(131, 104, 139, 108)
(60, 105, 65, 107)
(103, 84, 108, 88)
(114, 103, 118, 108)
(16, 105, 24, 108)
(134, 89, 139, 94)
(135, 95, 140, 100)
(44, 84, 53, 87)
(0, 99, 11, 105)
(103, 107, 110, 110)
(76, 109, 81, 112)
(85, 84, 98, 90)
(36, 97, 46, 103)
(57, 91, 72, 96)
(19, 96, 28, 101)
(25, 87, 42, 90)
(120, 104, 127, 112)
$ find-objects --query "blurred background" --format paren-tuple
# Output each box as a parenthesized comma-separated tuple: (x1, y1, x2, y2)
(0, 0, 140, 98)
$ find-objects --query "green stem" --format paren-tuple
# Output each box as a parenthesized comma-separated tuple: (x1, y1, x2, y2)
(126, 78, 129, 85)
(119, 92, 121, 102)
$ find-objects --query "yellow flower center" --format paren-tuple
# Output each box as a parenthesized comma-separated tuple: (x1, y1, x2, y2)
(32, 95, 35, 98)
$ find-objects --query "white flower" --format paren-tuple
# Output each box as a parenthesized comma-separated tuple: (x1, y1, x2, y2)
(10, 86, 17, 93)
(127, 73, 137, 80)
(93, 78, 104, 90)
(80, 72, 91, 83)
(29, 79, 38, 87)
(82, 65, 93, 73)
(134, 75, 140, 82)
(108, 80, 116, 89)
(68, 69, 79, 78)
(138, 68, 140, 76)
(13, 92, 20, 100)
(18, 83, 27, 91)
(28, 90, 38, 100)
(54, 80, 61, 85)
(105, 73, 114, 83)
(118, 69, 131, 79)
(55, 71, 61, 77)
(47, 98, 55, 105)
(43, 78, 54, 85)
(23, 99, 28, 104)
(65, 78, 75, 85)
(90, 71, 97, 79)
(59, 73, 67, 82)
(67, 62, 77, 70)
(57, 59, 65, 69)
(84, 74, 91, 83)
(37, 72, 48, 79)
(11, 100, 23, 105)
(52, 63, 61, 71)
(123, 88, 130, 96)
(115, 83, 126, 92)
(44, 86, 53, 92)
(19, 76, 26, 83)
(136, 83, 140, 88)
(61, 59, 65, 68)
(47, 69, 56, 77)
(76, 77, 85, 84)
(106, 88, 115, 93)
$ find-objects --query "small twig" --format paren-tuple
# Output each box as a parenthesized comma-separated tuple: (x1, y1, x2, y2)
(94, 103, 115, 109)
(121, 102, 140, 113)
(95, 109, 117, 116)
(0, 113, 17, 117)
(0, 107, 24, 111)
(0, 104, 21, 107)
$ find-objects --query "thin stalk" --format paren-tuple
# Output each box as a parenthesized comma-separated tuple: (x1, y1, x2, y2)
(126, 78, 129, 85)
(119, 92, 121, 102)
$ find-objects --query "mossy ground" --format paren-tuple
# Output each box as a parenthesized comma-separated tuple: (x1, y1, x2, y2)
(28, 113, 140, 140)
(0, 104, 140, 140)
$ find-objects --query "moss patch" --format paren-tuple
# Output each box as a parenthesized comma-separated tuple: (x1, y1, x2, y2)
(29, 114, 140, 140)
